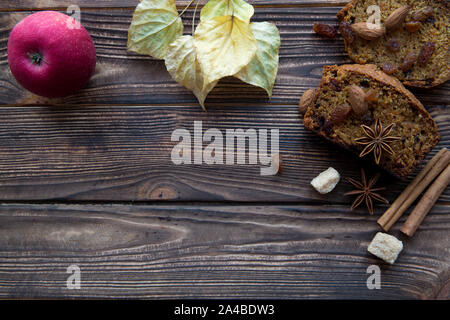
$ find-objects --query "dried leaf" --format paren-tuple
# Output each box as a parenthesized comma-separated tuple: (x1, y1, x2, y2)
(165, 36, 218, 110)
(200, 0, 254, 23)
(127, 0, 183, 60)
(126, 0, 282, 110)
(235, 22, 280, 98)
(194, 14, 257, 86)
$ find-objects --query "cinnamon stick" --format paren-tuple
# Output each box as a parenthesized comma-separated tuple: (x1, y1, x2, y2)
(401, 164, 450, 237)
(378, 148, 450, 231)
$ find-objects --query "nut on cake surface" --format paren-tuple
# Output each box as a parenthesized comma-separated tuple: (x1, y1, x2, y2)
(337, 0, 449, 88)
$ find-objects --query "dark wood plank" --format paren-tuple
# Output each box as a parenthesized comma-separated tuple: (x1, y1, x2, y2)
(0, 203, 448, 299)
(0, 8, 448, 107)
(0, 104, 448, 202)
(0, 0, 349, 10)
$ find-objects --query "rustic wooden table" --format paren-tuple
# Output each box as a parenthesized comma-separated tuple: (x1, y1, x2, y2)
(0, 0, 448, 299)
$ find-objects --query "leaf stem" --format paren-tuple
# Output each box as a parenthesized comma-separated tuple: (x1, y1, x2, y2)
(192, 0, 201, 35)
(178, 0, 196, 18)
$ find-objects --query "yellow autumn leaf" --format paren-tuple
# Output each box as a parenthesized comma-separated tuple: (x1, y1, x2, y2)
(127, 0, 183, 60)
(235, 22, 281, 98)
(194, 15, 257, 86)
(200, 0, 254, 23)
(165, 36, 218, 111)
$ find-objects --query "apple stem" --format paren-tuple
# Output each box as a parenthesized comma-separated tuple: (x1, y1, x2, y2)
(28, 52, 44, 66)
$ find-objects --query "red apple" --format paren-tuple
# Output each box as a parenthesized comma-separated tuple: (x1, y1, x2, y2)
(8, 11, 96, 98)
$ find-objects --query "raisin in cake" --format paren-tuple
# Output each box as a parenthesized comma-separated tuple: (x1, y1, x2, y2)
(303, 64, 440, 177)
(337, 0, 449, 88)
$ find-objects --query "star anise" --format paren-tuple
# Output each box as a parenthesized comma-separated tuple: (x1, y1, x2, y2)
(355, 119, 401, 164)
(345, 168, 389, 215)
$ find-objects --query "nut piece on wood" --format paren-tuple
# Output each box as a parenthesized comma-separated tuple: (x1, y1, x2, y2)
(351, 22, 385, 40)
(298, 88, 316, 115)
(348, 85, 368, 116)
(313, 23, 337, 38)
(311, 167, 340, 194)
(385, 5, 410, 31)
(367, 232, 403, 264)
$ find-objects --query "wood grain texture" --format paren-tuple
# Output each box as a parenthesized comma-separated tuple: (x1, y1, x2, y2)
(0, 0, 448, 302)
(0, 203, 448, 299)
(0, 8, 448, 107)
(0, 104, 448, 202)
